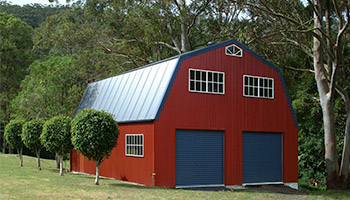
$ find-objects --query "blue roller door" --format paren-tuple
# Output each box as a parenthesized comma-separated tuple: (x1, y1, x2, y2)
(243, 132, 283, 184)
(176, 130, 224, 187)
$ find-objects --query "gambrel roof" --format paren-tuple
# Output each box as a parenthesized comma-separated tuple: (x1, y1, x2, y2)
(76, 39, 298, 126)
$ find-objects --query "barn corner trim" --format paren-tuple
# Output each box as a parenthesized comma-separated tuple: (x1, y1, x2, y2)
(155, 39, 299, 128)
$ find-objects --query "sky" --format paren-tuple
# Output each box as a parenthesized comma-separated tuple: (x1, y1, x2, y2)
(6, 0, 70, 6)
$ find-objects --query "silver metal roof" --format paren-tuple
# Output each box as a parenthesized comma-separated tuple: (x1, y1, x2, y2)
(76, 57, 179, 123)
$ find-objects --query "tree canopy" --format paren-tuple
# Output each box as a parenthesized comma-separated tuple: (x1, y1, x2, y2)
(0, 12, 33, 124)
(10, 56, 81, 120)
(71, 109, 119, 185)
(0, 1, 69, 28)
(41, 115, 72, 175)
(4, 119, 25, 166)
(22, 119, 44, 170)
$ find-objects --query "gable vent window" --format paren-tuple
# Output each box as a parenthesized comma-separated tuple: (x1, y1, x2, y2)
(225, 44, 243, 57)
(243, 75, 274, 99)
(126, 134, 144, 157)
(189, 69, 224, 95)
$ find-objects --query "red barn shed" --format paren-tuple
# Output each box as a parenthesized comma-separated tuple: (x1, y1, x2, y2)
(71, 39, 298, 189)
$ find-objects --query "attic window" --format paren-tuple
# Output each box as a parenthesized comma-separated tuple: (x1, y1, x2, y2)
(189, 69, 225, 94)
(225, 44, 243, 57)
(243, 75, 274, 99)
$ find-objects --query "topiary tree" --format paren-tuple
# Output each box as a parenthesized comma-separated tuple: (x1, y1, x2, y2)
(22, 119, 44, 170)
(71, 109, 119, 185)
(4, 120, 25, 166)
(41, 116, 73, 176)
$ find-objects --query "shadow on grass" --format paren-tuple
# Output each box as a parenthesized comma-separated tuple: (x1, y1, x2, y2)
(46, 168, 71, 173)
(108, 183, 154, 190)
(244, 185, 304, 195)
(181, 187, 231, 192)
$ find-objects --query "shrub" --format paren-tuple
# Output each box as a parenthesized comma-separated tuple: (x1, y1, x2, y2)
(41, 116, 73, 175)
(22, 119, 44, 170)
(4, 120, 25, 166)
(71, 109, 119, 185)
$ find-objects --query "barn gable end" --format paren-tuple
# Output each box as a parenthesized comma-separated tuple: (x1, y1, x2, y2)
(156, 39, 298, 127)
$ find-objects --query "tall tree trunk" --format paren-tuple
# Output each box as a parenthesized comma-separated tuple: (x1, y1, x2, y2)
(95, 161, 100, 185)
(36, 150, 41, 170)
(59, 155, 64, 176)
(321, 98, 339, 189)
(178, 0, 191, 53)
(180, 22, 191, 53)
(55, 153, 60, 169)
(340, 109, 350, 185)
(313, 0, 339, 189)
(18, 146, 23, 167)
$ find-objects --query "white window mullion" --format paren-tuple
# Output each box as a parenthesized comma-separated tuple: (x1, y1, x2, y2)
(189, 69, 224, 95)
(126, 134, 144, 157)
(243, 75, 274, 99)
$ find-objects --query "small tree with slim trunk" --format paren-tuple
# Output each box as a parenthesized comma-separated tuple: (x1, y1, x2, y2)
(22, 119, 44, 170)
(4, 120, 25, 166)
(71, 109, 119, 185)
(41, 116, 73, 176)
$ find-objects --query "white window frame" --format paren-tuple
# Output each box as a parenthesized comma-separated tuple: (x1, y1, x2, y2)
(189, 68, 225, 95)
(243, 75, 274, 99)
(225, 44, 243, 57)
(125, 134, 144, 157)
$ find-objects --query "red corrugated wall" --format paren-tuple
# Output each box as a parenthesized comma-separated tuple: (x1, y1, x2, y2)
(70, 122, 155, 186)
(154, 44, 298, 187)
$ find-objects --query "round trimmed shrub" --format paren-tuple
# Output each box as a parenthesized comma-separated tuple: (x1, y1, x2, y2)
(41, 116, 73, 175)
(22, 119, 45, 170)
(4, 120, 25, 166)
(71, 109, 119, 185)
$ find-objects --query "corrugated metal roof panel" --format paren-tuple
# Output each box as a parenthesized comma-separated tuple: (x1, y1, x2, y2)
(76, 57, 179, 122)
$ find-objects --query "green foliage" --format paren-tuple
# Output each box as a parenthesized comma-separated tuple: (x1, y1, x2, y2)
(0, 11, 33, 126)
(41, 116, 73, 156)
(4, 120, 24, 150)
(22, 119, 44, 153)
(0, 122, 6, 153)
(10, 56, 82, 120)
(71, 109, 119, 164)
(0, 1, 69, 28)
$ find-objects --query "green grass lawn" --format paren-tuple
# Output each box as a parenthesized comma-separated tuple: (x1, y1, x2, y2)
(0, 153, 349, 200)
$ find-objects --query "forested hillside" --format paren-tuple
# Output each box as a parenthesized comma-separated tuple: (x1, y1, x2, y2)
(0, 0, 349, 189)
(0, 1, 69, 28)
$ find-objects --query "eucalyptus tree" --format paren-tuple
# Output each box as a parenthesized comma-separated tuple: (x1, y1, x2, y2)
(238, 0, 350, 189)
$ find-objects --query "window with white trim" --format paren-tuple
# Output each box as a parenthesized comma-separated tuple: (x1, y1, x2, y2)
(189, 69, 224, 94)
(243, 75, 274, 99)
(126, 134, 144, 157)
(225, 44, 243, 57)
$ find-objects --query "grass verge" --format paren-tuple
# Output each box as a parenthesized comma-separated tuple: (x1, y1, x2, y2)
(0, 153, 349, 200)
